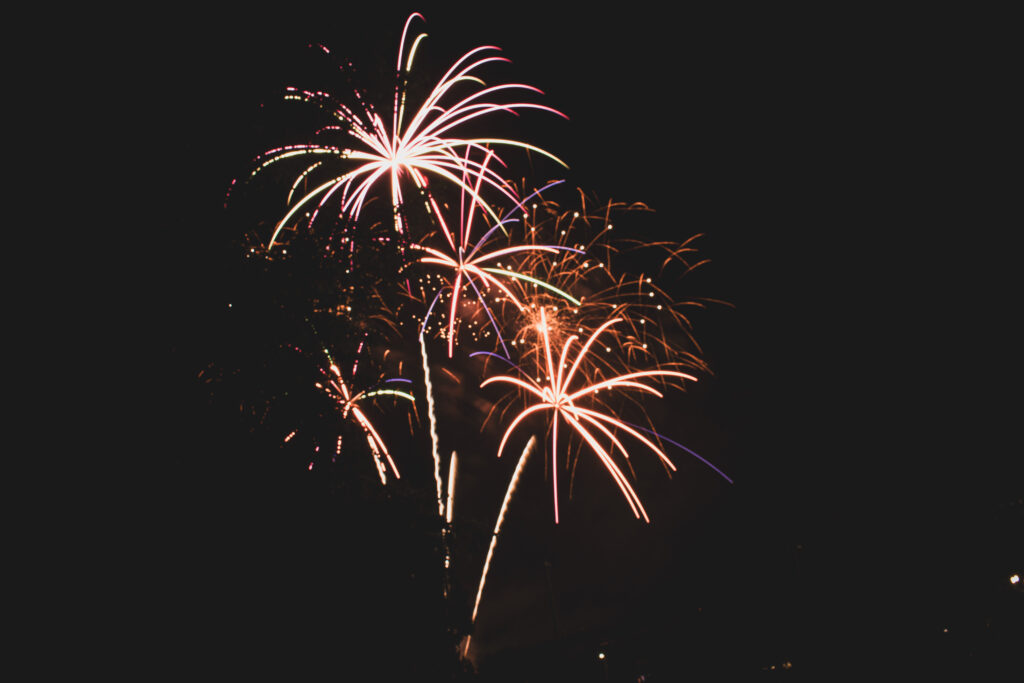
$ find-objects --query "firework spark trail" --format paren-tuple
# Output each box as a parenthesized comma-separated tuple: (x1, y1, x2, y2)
(366, 433, 388, 485)
(469, 434, 537, 641)
(446, 451, 458, 524)
(441, 450, 458, 600)
(420, 333, 444, 519)
(620, 419, 734, 484)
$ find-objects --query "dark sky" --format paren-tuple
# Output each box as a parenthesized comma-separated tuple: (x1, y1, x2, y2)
(125, 4, 1020, 679)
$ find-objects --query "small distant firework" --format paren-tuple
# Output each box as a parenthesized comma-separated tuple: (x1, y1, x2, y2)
(420, 333, 445, 515)
(313, 343, 415, 485)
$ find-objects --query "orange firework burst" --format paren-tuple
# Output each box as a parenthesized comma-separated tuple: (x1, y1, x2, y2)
(466, 190, 722, 443)
(504, 190, 725, 372)
(482, 306, 702, 524)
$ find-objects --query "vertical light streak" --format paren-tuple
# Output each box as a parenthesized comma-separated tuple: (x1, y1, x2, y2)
(551, 413, 559, 524)
(366, 434, 387, 485)
(420, 333, 444, 518)
(471, 435, 537, 624)
(446, 450, 458, 524)
(394, 13, 424, 136)
(540, 307, 560, 524)
(441, 449, 458, 600)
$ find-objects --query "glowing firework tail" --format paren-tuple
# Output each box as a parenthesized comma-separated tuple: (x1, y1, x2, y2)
(420, 333, 444, 518)
(471, 435, 537, 623)
(442, 449, 458, 600)
(446, 450, 458, 524)
(465, 435, 537, 658)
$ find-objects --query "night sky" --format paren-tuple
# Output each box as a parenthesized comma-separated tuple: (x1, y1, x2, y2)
(119, 4, 1020, 679)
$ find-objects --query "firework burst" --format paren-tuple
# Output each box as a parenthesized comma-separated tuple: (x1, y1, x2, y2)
(221, 12, 734, 665)
(310, 341, 415, 485)
(503, 191, 725, 371)
(467, 190, 724, 454)
(229, 12, 567, 249)
(482, 306, 729, 523)
(410, 153, 580, 357)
